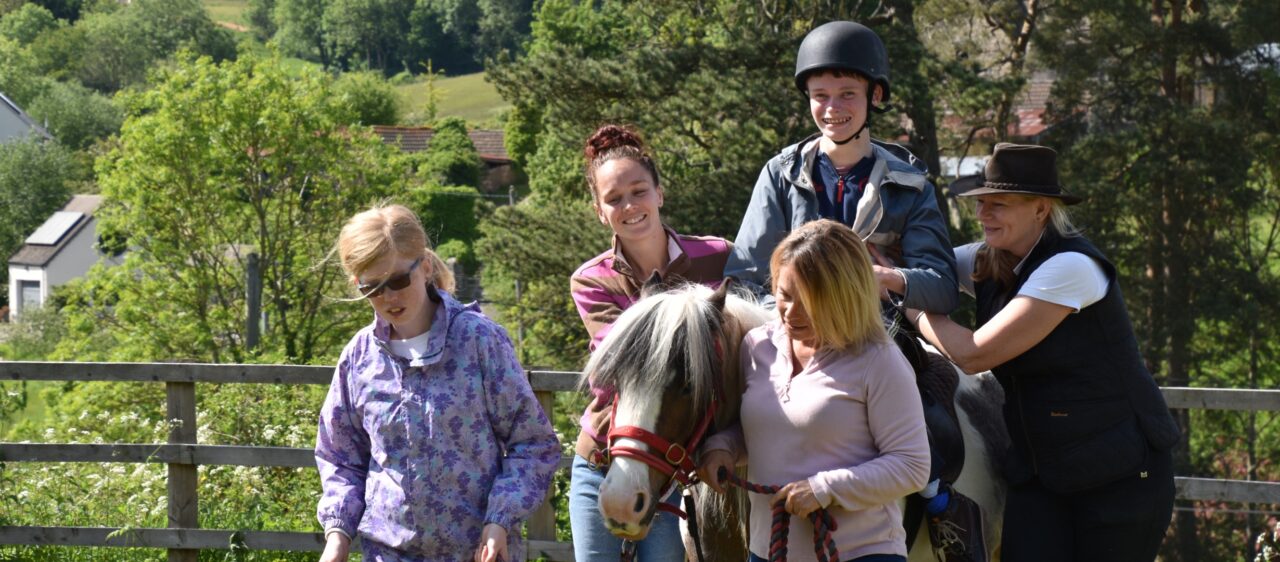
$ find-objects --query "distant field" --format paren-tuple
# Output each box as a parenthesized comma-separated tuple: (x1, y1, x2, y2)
(398, 72, 511, 127)
(204, 0, 249, 27)
(200, 0, 508, 126)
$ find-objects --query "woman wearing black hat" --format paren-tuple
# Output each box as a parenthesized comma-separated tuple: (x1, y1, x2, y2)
(905, 143, 1179, 561)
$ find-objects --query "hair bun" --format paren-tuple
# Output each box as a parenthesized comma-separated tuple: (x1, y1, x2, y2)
(584, 124, 644, 161)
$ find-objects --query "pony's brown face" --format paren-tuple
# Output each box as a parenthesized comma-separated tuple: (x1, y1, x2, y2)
(598, 363, 706, 538)
(592, 280, 733, 540)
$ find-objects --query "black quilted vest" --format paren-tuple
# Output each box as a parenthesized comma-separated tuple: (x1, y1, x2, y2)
(975, 231, 1179, 492)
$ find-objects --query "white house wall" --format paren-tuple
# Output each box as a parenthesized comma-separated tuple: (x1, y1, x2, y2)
(7, 264, 46, 319)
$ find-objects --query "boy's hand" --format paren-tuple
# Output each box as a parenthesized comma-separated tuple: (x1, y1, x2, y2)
(866, 244, 906, 298)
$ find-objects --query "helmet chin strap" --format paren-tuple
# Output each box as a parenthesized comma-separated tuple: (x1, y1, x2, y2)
(830, 97, 874, 145)
(831, 120, 869, 145)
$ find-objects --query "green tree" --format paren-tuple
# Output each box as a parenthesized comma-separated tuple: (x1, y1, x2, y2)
(333, 69, 402, 125)
(415, 116, 482, 187)
(475, 0, 533, 62)
(72, 10, 151, 91)
(422, 0, 482, 72)
(475, 195, 606, 369)
(30, 0, 83, 21)
(245, 0, 277, 41)
(0, 37, 48, 106)
(272, 0, 332, 68)
(67, 0, 235, 92)
(0, 2, 60, 45)
(322, 0, 413, 72)
(405, 183, 482, 269)
(26, 22, 87, 82)
(128, 0, 236, 63)
(57, 52, 407, 363)
(0, 138, 76, 308)
(26, 79, 123, 149)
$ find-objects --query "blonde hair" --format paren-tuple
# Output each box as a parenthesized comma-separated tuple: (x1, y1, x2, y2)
(336, 204, 455, 294)
(973, 196, 1080, 289)
(769, 220, 887, 351)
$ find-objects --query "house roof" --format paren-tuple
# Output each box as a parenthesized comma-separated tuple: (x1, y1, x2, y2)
(372, 125, 513, 164)
(0, 91, 54, 143)
(1008, 71, 1056, 138)
(9, 195, 103, 267)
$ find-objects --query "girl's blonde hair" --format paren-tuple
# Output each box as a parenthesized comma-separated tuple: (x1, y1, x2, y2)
(336, 204, 455, 294)
(973, 196, 1080, 289)
(769, 219, 887, 351)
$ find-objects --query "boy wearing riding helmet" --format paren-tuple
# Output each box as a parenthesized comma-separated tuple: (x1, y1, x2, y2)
(724, 21, 986, 561)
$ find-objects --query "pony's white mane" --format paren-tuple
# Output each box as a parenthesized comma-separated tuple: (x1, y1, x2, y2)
(583, 284, 769, 410)
(585, 284, 715, 410)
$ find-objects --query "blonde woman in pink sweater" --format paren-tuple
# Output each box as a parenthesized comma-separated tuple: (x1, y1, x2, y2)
(700, 219, 930, 562)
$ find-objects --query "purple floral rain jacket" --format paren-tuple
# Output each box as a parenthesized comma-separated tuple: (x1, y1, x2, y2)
(315, 291, 560, 561)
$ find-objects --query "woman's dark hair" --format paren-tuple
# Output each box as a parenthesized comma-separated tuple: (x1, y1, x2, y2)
(583, 124, 660, 200)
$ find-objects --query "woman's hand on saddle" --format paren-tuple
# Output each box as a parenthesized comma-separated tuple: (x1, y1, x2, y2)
(773, 478, 822, 518)
(474, 523, 508, 562)
(697, 449, 735, 494)
(319, 531, 350, 562)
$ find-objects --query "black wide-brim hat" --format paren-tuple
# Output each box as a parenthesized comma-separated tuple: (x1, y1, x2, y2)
(953, 143, 1083, 205)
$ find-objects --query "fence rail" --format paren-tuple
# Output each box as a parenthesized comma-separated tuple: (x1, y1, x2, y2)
(1, 361, 1278, 561)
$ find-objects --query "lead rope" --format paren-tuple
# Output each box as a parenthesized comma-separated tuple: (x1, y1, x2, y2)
(720, 469, 839, 562)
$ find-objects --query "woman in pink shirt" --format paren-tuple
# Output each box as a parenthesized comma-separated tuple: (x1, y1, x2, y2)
(700, 219, 930, 562)
(568, 124, 732, 562)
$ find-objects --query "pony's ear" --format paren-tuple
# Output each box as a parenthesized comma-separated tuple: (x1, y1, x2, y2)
(640, 270, 665, 299)
(709, 277, 733, 312)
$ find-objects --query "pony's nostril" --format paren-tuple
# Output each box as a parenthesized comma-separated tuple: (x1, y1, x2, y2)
(633, 492, 646, 513)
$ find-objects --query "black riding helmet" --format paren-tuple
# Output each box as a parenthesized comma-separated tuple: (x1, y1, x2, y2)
(794, 21, 891, 102)
(794, 21, 891, 144)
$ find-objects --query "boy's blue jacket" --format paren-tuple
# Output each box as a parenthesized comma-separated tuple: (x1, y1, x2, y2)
(726, 134, 959, 313)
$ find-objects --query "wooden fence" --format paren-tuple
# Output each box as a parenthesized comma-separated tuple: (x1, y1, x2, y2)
(1, 361, 1278, 561)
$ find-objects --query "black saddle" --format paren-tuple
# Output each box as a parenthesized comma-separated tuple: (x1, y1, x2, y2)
(891, 324, 966, 484)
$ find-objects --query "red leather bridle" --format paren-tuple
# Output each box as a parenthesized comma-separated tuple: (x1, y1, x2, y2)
(605, 393, 718, 488)
(603, 338, 725, 493)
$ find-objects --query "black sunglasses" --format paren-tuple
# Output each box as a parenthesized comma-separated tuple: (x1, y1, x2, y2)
(358, 257, 423, 299)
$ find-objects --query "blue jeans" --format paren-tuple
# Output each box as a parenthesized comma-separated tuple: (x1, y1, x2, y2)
(569, 455, 686, 562)
(750, 554, 905, 562)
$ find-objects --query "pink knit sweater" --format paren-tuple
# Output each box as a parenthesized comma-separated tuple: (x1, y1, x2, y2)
(702, 321, 930, 561)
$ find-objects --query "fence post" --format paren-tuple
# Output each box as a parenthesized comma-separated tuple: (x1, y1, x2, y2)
(166, 381, 198, 562)
(246, 253, 261, 350)
(527, 389, 557, 552)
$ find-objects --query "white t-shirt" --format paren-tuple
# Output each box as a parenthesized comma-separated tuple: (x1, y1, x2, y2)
(954, 242, 1109, 311)
(388, 330, 434, 362)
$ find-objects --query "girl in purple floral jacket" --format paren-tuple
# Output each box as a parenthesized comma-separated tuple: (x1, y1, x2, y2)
(316, 204, 560, 562)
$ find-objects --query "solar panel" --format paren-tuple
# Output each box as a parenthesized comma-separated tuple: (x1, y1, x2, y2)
(25, 211, 84, 245)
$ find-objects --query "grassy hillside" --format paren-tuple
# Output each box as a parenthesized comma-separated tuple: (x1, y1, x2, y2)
(397, 72, 511, 127)
(204, 0, 249, 27)
(200, 0, 510, 126)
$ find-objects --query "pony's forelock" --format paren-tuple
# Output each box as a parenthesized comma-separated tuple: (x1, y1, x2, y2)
(584, 284, 724, 410)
